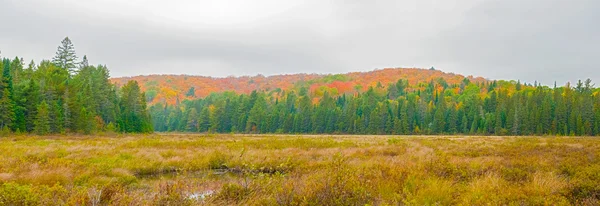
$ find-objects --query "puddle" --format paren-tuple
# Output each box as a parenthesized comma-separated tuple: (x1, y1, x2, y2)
(211, 169, 229, 175)
(135, 167, 286, 180)
(135, 168, 237, 179)
(187, 190, 215, 201)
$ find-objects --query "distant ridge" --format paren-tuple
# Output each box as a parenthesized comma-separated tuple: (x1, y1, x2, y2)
(111, 68, 487, 105)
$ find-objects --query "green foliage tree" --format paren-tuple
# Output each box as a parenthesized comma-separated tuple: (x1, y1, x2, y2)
(186, 87, 196, 97)
(149, 78, 599, 137)
(77, 107, 96, 134)
(52, 37, 78, 74)
(0, 37, 152, 135)
(0, 88, 14, 130)
(186, 108, 199, 132)
(118, 80, 153, 133)
(0, 59, 15, 130)
(34, 47, 579, 138)
(34, 101, 50, 135)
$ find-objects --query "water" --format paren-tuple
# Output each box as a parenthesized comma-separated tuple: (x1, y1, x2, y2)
(187, 190, 215, 201)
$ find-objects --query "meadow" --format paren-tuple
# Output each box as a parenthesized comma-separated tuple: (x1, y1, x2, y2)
(1, 134, 599, 205)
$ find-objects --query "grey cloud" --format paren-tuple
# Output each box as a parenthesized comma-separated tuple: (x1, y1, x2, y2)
(426, 0, 600, 85)
(1, 0, 344, 77)
(0, 0, 598, 85)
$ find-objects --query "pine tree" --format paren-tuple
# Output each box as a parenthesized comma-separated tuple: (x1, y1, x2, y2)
(393, 117, 402, 134)
(494, 108, 505, 135)
(447, 105, 458, 134)
(78, 107, 95, 134)
(34, 101, 51, 135)
(118, 80, 152, 133)
(2, 59, 13, 91)
(512, 104, 520, 135)
(186, 87, 196, 97)
(199, 107, 211, 132)
(139, 92, 153, 133)
(470, 114, 479, 134)
(297, 95, 312, 133)
(80, 55, 89, 68)
(0, 59, 15, 130)
(0, 37, 156, 135)
(10, 57, 23, 84)
(186, 108, 199, 132)
(367, 106, 384, 134)
(52, 37, 79, 74)
(432, 102, 446, 133)
(0, 89, 14, 130)
(246, 95, 267, 133)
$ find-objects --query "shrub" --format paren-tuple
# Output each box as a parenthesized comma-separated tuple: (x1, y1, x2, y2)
(153, 181, 192, 206)
(0, 183, 40, 206)
(208, 151, 229, 169)
(501, 167, 530, 182)
(214, 183, 251, 202)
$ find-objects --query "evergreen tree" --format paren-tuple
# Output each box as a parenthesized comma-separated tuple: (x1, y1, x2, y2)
(186, 87, 196, 97)
(117, 80, 152, 133)
(0, 37, 153, 135)
(432, 101, 446, 133)
(34, 101, 51, 135)
(186, 108, 199, 132)
(246, 94, 267, 133)
(52, 37, 79, 74)
(78, 107, 95, 134)
(147, 78, 600, 137)
(10, 57, 23, 84)
(0, 88, 14, 130)
(80, 55, 89, 68)
(0, 59, 15, 130)
(199, 107, 211, 132)
(447, 105, 458, 134)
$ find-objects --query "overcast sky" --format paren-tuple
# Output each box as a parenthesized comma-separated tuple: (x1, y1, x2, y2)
(1, 0, 598, 85)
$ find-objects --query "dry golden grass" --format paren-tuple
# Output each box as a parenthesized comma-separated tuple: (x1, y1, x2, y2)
(0, 134, 599, 205)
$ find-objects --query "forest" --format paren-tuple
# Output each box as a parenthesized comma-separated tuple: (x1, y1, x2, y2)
(112, 67, 487, 105)
(150, 77, 600, 136)
(0, 37, 152, 135)
(2, 37, 599, 136)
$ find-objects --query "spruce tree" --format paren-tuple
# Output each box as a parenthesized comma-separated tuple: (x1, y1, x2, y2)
(199, 107, 210, 132)
(0, 37, 155, 135)
(80, 55, 89, 68)
(10, 57, 23, 84)
(0, 88, 14, 130)
(246, 95, 267, 133)
(34, 101, 51, 135)
(186, 108, 199, 132)
(118, 80, 152, 133)
(447, 106, 458, 134)
(0, 59, 15, 130)
(52, 37, 79, 74)
(78, 107, 95, 134)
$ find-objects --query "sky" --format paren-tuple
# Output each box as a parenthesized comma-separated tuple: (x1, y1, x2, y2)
(1, 0, 598, 85)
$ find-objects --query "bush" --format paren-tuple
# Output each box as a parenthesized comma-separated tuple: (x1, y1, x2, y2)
(0, 183, 40, 206)
(501, 167, 530, 182)
(208, 151, 229, 169)
(214, 183, 251, 202)
(153, 181, 192, 206)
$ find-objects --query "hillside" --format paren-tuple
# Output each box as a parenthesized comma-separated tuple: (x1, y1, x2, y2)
(111, 68, 487, 104)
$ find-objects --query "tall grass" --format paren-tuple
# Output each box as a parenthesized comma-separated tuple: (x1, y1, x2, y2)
(0, 134, 599, 205)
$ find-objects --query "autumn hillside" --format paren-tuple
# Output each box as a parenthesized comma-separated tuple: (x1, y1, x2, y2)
(111, 68, 487, 105)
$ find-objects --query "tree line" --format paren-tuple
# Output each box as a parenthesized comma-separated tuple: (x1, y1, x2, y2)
(0, 37, 152, 135)
(150, 78, 600, 136)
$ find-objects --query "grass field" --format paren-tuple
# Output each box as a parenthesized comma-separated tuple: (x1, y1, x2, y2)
(1, 134, 600, 205)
